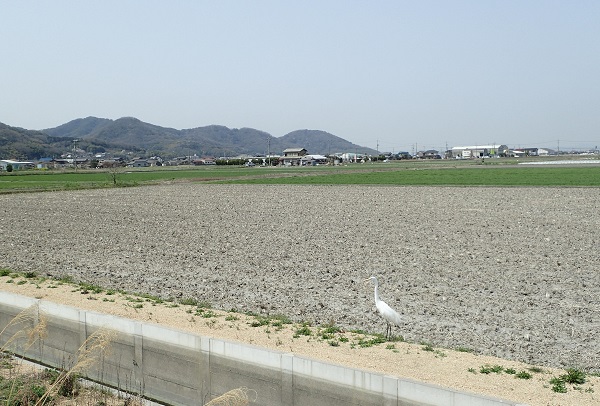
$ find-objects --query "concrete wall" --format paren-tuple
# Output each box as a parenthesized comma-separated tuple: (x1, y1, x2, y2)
(0, 292, 527, 406)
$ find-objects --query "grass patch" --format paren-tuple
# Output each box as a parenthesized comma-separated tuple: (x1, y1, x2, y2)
(561, 368, 587, 385)
(3, 163, 600, 193)
(550, 377, 568, 393)
(515, 370, 532, 380)
(196, 309, 217, 318)
(135, 292, 164, 304)
(473, 361, 595, 395)
(224, 166, 600, 187)
(357, 335, 386, 348)
(78, 282, 103, 294)
(422, 343, 435, 352)
(268, 314, 293, 326)
(480, 365, 504, 374)
(58, 275, 75, 284)
(248, 314, 293, 328)
(249, 316, 271, 328)
(294, 323, 313, 337)
(179, 297, 199, 306)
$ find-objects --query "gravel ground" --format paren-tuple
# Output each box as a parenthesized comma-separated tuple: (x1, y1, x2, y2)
(1, 184, 599, 372)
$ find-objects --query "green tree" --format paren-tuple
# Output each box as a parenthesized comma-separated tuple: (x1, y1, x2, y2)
(6, 164, 13, 172)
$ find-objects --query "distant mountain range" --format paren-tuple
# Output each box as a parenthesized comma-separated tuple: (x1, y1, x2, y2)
(0, 116, 377, 159)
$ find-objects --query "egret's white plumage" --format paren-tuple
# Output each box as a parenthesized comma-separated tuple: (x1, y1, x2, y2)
(365, 276, 402, 339)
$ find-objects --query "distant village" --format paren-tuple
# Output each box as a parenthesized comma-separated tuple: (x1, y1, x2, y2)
(1, 144, 598, 172)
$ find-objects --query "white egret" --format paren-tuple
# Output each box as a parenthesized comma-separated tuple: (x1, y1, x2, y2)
(365, 276, 402, 339)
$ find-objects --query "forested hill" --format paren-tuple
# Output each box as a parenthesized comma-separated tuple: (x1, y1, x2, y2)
(1, 117, 377, 159)
(0, 122, 80, 160)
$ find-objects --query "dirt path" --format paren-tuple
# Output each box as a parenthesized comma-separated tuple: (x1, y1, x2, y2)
(1, 276, 598, 406)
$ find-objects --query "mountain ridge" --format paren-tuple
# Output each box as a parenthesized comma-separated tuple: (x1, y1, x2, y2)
(1, 117, 378, 159)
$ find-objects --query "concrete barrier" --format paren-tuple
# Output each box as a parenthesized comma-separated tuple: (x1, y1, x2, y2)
(0, 292, 527, 406)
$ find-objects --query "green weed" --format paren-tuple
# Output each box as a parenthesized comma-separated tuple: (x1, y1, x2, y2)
(294, 324, 313, 337)
(480, 365, 504, 374)
(550, 377, 567, 393)
(357, 335, 386, 348)
(561, 368, 586, 385)
(58, 275, 75, 284)
(249, 316, 271, 328)
(515, 370, 532, 380)
(179, 297, 199, 306)
(421, 343, 435, 352)
(78, 282, 103, 294)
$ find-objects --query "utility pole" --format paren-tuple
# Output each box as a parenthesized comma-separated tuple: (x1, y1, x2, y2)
(267, 137, 271, 166)
(73, 139, 78, 171)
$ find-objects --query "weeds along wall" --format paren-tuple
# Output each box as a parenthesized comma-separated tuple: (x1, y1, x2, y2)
(0, 292, 526, 406)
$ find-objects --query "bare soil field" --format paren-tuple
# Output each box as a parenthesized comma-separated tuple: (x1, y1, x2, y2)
(1, 184, 599, 405)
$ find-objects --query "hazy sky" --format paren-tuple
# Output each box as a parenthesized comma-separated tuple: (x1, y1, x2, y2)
(2, 1, 598, 152)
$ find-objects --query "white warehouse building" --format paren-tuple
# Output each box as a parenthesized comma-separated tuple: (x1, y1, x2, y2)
(451, 144, 509, 159)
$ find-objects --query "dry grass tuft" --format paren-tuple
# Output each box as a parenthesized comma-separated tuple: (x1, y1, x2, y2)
(204, 387, 257, 405)
(38, 328, 116, 404)
(0, 304, 47, 353)
(0, 305, 118, 406)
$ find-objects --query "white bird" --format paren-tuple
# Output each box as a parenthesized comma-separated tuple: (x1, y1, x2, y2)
(365, 276, 402, 340)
